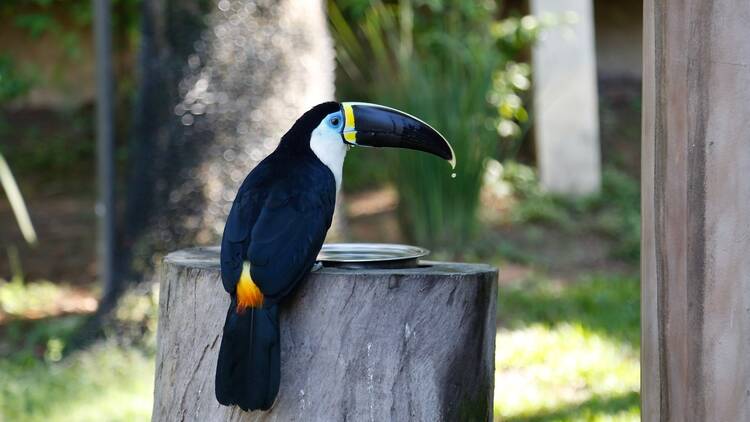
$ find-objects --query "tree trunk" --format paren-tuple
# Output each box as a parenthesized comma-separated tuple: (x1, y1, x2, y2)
(114, 0, 336, 297)
(152, 247, 497, 421)
(642, 0, 750, 420)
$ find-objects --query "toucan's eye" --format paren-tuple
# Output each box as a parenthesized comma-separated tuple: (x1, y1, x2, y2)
(330, 116, 340, 127)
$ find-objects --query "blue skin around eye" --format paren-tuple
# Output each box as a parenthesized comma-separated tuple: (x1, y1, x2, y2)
(325, 112, 343, 130)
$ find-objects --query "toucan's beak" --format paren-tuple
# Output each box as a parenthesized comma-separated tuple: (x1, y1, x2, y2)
(340, 102, 456, 169)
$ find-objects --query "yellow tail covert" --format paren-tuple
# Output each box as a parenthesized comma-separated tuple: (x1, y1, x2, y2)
(236, 262, 264, 311)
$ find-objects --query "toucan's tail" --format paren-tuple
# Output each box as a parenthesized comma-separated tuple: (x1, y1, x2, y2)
(215, 303, 280, 411)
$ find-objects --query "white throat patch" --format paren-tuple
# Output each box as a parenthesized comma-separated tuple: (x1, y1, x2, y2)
(310, 118, 348, 191)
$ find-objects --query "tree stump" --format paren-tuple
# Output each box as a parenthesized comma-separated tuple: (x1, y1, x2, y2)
(152, 247, 497, 421)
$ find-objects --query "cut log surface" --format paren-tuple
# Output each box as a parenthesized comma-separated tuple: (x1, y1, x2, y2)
(152, 247, 498, 421)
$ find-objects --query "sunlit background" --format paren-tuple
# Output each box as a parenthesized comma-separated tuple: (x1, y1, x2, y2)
(0, 1, 642, 420)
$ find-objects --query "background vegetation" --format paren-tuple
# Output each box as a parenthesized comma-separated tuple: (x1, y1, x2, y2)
(0, 0, 642, 420)
(332, 0, 539, 251)
(0, 279, 156, 422)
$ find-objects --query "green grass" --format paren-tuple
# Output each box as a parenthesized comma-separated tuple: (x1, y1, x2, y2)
(0, 279, 156, 422)
(495, 275, 640, 421)
(0, 342, 154, 422)
(1, 275, 639, 421)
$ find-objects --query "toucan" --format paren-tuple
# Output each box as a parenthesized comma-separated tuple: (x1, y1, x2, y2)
(215, 101, 455, 411)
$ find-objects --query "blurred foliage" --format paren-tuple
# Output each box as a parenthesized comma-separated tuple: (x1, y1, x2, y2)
(0, 126, 95, 177)
(496, 274, 640, 420)
(585, 170, 641, 260)
(107, 284, 160, 351)
(505, 162, 641, 261)
(0, 0, 140, 49)
(0, 280, 158, 356)
(0, 55, 33, 103)
(330, 0, 542, 252)
(0, 279, 157, 421)
(0, 108, 96, 194)
(0, 341, 154, 422)
(0, 0, 137, 196)
(1, 313, 86, 361)
(0, 0, 140, 103)
(0, 279, 63, 318)
(501, 274, 640, 346)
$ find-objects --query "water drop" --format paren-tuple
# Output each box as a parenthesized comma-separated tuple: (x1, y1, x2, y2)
(451, 173, 457, 179)
(181, 114, 194, 126)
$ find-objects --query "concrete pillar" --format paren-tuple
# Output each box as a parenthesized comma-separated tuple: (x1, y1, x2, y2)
(530, 0, 601, 195)
(642, 0, 750, 420)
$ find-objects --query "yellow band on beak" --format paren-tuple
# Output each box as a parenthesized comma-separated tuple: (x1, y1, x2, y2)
(342, 103, 357, 144)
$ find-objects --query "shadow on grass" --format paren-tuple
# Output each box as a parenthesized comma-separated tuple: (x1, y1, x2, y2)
(498, 275, 640, 348)
(503, 391, 640, 422)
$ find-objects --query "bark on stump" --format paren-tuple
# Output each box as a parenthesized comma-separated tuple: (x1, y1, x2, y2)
(152, 247, 497, 421)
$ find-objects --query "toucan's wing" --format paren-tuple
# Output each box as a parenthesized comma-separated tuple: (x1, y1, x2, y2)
(248, 171, 336, 303)
(220, 161, 272, 293)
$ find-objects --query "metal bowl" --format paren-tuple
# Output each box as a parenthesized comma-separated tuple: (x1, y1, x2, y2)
(317, 243, 430, 269)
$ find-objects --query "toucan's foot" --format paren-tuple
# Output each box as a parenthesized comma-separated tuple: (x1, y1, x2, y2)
(311, 262, 323, 272)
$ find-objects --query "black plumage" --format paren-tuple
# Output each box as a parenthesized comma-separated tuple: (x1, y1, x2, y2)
(215, 102, 338, 411)
(215, 100, 455, 412)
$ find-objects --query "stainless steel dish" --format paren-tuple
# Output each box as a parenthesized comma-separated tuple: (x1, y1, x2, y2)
(317, 243, 430, 269)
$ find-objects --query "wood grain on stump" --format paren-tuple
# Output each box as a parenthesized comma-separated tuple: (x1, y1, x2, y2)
(152, 247, 497, 421)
